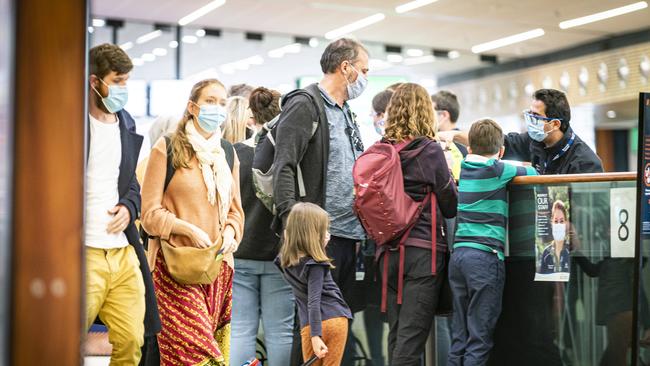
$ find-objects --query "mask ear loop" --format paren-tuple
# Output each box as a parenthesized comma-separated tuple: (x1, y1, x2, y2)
(90, 75, 106, 99)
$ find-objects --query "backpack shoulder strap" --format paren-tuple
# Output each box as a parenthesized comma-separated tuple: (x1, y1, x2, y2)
(220, 138, 235, 171)
(163, 135, 175, 192)
(304, 83, 327, 136)
(282, 84, 324, 137)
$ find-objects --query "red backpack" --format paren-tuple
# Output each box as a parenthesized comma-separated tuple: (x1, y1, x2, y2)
(353, 140, 437, 312)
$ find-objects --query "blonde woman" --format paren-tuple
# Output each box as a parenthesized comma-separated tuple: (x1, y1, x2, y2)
(221, 96, 252, 144)
(230, 87, 296, 366)
(141, 78, 244, 365)
(277, 203, 352, 366)
(376, 83, 458, 366)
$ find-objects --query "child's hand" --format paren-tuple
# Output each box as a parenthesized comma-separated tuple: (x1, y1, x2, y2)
(311, 336, 328, 359)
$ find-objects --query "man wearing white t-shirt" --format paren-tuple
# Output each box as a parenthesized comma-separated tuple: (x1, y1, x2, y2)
(86, 44, 151, 365)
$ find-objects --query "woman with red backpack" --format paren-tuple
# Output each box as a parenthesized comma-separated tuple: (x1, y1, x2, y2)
(353, 83, 458, 366)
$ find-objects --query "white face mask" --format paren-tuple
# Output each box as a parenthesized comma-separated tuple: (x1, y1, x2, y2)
(552, 223, 566, 241)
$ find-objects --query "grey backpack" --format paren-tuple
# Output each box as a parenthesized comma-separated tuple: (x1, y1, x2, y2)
(251, 84, 323, 214)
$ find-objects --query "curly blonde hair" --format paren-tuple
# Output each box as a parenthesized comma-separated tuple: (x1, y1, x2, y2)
(384, 83, 437, 142)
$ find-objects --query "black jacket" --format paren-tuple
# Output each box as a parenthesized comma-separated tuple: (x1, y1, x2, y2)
(272, 83, 328, 230)
(87, 110, 161, 337)
(397, 138, 458, 250)
(234, 142, 280, 261)
(503, 127, 603, 174)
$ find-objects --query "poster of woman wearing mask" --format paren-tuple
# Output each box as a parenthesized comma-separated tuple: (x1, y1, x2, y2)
(534, 187, 571, 282)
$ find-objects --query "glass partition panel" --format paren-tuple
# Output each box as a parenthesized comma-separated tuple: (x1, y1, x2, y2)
(491, 180, 636, 366)
(289, 179, 637, 366)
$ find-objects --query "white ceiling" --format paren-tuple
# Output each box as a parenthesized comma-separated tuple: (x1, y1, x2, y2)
(90, 0, 650, 88)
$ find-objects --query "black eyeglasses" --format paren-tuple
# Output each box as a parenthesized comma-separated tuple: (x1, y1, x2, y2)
(346, 126, 364, 152)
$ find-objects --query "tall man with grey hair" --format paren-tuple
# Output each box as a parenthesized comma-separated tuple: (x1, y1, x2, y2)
(273, 38, 369, 363)
(274, 38, 369, 300)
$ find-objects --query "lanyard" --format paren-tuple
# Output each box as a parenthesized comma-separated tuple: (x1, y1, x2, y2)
(543, 133, 575, 172)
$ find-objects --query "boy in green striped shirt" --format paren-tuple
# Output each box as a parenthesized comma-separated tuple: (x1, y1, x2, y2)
(448, 119, 537, 365)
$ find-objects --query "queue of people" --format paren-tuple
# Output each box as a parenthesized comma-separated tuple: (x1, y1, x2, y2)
(86, 36, 603, 366)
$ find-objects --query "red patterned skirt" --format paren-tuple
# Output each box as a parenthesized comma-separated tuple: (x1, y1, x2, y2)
(153, 253, 233, 366)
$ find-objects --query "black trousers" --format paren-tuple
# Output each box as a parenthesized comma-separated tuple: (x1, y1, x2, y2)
(380, 247, 445, 366)
(326, 236, 358, 306)
(327, 236, 358, 366)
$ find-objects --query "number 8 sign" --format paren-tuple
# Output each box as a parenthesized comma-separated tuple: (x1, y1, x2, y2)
(611, 187, 636, 258)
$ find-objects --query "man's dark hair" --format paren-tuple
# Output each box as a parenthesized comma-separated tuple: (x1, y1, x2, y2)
(89, 43, 133, 79)
(431, 90, 460, 123)
(228, 83, 255, 98)
(533, 89, 571, 132)
(372, 90, 393, 114)
(468, 118, 504, 156)
(320, 38, 368, 74)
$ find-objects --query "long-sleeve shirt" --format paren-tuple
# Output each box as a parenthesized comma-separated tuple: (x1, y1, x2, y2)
(455, 154, 537, 253)
(140, 136, 244, 269)
(276, 257, 352, 337)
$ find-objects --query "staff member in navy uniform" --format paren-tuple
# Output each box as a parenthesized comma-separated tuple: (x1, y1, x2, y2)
(441, 89, 602, 366)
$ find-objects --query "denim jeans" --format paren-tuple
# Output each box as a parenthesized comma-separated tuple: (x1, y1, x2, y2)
(230, 259, 295, 366)
(448, 247, 504, 366)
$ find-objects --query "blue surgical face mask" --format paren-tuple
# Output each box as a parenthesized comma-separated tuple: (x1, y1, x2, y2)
(374, 119, 385, 136)
(346, 63, 368, 100)
(94, 78, 128, 113)
(193, 103, 227, 133)
(524, 111, 556, 142)
(527, 122, 548, 142)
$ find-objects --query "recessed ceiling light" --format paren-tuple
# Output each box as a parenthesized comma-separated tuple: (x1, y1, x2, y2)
(136, 30, 162, 45)
(182, 35, 198, 44)
(92, 19, 105, 27)
(387, 54, 404, 63)
(607, 110, 617, 119)
(178, 0, 226, 26)
(195, 29, 206, 37)
(395, 0, 439, 14)
(132, 58, 144, 67)
(406, 48, 424, 57)
(267, 43, 302, 58)
(169, 41, 179, 49)
(120, 42, 134, 51)
(559, 1, 648, 29)
(152, 48, 168, 57)
(471, 28, 545, 54)
(309, 37, 319, 48)
(447, 50, 460, 59)
(324, 13, 385, 40)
